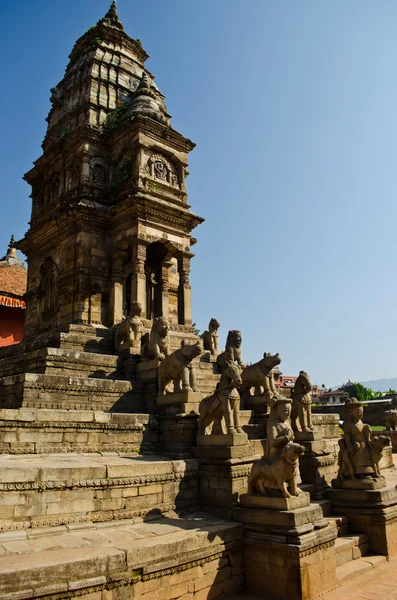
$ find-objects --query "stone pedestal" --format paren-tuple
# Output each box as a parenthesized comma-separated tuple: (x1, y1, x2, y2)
(155, 391, 203, 457)
(158, 413, 198, 457)
(157, 390, 203, 414)
(196, 432, 248, 447)
(297, 430, 337, 500)
(116, 347, 140, 380)
(235, 494, 337, 600)
(327, 483, 397, 558)
(193, 439, 255, 517)
(136, 358, 161, 412)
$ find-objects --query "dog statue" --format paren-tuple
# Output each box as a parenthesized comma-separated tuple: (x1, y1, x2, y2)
(248, 442, 305, 498)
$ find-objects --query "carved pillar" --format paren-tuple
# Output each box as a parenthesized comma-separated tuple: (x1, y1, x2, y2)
(177, 253, 192, 325)
(109, 252, 123, 325)
(81, 156, 90, 184)
(131, 241, 148, 319)
(161, 261, 172, 321)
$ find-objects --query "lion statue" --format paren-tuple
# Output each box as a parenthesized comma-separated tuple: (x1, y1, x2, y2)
(158, 339, 203, 395)
(115, 301, 143, 352)
(291, 371, 313, 433)
(201, 318, 220, 356)
(141, 317, 170, 361)
(240, 352, 281, 400)
(248, 442, 305, 498)
(217, 330, 244, 373)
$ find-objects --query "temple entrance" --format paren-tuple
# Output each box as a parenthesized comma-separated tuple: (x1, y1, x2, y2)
(145, 242, 168, 320)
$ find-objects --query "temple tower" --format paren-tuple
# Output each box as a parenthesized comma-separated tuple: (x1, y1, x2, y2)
(20, 1, 203, 341)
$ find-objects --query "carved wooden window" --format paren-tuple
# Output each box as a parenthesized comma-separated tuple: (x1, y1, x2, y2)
(49, 175, 60, 203)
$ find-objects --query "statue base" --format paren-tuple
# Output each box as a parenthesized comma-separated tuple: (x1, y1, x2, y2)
(156, 391, 203, 415)
(326, 484, 397, 558)
(191, 443, 253, 460)
(240, 491, 310, 511)
(331, 476, 386, 490)
(298, 432, 337, 499)
(294, 429, 321, 442)
(158, 413, 198, 458)
(235, 494, 337, 600)
(196, 432, 248, 447)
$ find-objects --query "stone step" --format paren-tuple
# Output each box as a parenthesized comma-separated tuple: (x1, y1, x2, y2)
(57, 325, 115, 354)
(238, 410, 256, 426)
(336, 555, 387, 582)
(334, 534, 369, 566)
(0, 409, 157, 455)
(0, 373, 142, 412)
(0, 453, 199, 532)
(327, 515, 350, 537)
(0, 347, 120, 379)
(0, 512, 244, 599)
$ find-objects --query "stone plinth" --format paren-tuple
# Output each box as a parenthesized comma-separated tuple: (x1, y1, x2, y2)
(294, 429, 321, 442)
(240, 491, 310, 511)
(327, 484, 397, 558)
(331, 476, 386, 490)
(158, 413, 199, 457)
(235, 495, 337, 600)
(192, 443, 254, 460)
(157, 390, 202, 407)
(196, 432, 248, 447)
(136, 358, 161, 381)
(298, 435, 337, 499)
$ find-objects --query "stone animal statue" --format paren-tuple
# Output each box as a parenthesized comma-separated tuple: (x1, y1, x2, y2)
(240, 352, 281, 399)
(201, 318, 220, 355)
(158, 339, 203, 395)
(291, 370, 313, 433)
(216, 330, 244, 373)
(337, 398, 390, 481)
(198, 362, 243, 435)
(384, 409, 397, 430)
(141, 317, 169, 361)
(248, 443, 305, 498)
(114, 301, 143, 352)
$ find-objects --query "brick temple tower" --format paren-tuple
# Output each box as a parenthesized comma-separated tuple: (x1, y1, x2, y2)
(19, 1, 204, 342)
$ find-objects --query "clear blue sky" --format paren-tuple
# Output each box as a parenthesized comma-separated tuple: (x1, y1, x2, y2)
(1, 0, 397, 387)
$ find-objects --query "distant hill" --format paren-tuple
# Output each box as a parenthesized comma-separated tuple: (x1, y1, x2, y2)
(359, 378, 397, 393)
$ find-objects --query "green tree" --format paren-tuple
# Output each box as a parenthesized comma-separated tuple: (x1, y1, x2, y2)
(347, 382, 375, 401)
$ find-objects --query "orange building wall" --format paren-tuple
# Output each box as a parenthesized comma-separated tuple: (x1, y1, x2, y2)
(0, 306, 25, 346)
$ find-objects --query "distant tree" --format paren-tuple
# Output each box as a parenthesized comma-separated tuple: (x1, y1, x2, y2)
(347, 382, 375, 401)
(192, 322, 200, 336)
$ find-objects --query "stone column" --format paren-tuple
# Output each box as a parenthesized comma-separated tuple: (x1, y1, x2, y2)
(131, 241, 147, 318)
(177, 253, 192, 325)
(161, 261, 172, 321)
(109, 252, 123, 325)
(81, 156, 90, 184)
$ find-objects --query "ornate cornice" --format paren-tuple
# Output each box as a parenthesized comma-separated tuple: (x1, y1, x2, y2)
(0, 468, 198, 493)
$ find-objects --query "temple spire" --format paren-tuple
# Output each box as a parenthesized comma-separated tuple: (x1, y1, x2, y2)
(99, 0, 124, 31)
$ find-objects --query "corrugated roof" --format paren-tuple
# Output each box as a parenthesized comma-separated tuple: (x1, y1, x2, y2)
(0, 265, 27, 298)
